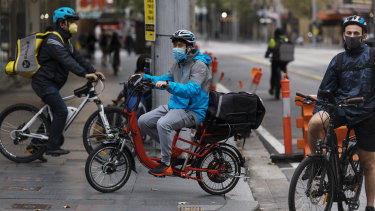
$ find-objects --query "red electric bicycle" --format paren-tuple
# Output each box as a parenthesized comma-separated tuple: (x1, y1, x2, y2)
(85, 78, 252, 194)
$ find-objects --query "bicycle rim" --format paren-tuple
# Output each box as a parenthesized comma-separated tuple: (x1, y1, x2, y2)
(83, 107, 128, 154)
(85, 144, 132, 193)
(197, 147, 240, 195)
(289, 156, 335, 211)
(0, 104, 48, 162)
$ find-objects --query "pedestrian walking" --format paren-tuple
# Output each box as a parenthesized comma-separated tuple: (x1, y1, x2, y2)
(110, 32, 121, 75)
(265, 28, 290, 100)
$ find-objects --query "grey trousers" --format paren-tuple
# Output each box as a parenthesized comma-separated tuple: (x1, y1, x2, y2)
(138, 105, 196, 166)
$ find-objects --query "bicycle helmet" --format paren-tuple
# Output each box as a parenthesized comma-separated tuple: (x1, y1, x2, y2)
(343, 15, 367, 33)
(53, 7, 79, 23)
(170, 29, 196, 47)
(274, 28, 284, 37)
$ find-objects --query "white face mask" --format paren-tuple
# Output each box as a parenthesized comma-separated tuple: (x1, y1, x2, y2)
(69, 23, 78, 34)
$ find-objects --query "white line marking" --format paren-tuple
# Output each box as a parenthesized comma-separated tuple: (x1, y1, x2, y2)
(255, 125, 285, 154)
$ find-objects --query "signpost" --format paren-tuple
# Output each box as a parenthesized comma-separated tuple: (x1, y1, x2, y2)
(144, 0, 156, 41)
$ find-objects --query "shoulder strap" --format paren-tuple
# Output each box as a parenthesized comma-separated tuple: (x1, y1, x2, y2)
(35, 31, 64, 44)
(369, 47, 375, 66)
(334, 52, 344, 80)
(51, 31, 65, 44)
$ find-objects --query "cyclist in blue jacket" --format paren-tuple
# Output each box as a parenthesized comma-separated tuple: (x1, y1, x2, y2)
(308, 16, 375, 211)
(137, 30, 211, 176)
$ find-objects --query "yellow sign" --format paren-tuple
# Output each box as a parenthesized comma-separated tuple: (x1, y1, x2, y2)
(144, 0, 156, 41)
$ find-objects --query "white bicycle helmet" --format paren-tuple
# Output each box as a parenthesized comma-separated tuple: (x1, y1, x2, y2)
(343, 15, 367, 33)
(170, 29, 196, 47)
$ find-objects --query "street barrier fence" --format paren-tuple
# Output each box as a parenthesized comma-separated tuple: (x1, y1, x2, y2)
(295, 95, 354, 157)
(250, 67, 262, 93)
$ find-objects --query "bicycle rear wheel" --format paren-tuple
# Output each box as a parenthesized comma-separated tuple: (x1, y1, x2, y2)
(83, 107, 128, 154)
(288, 156, 335, 211)
(0, 104, 49, 163)
(196, 147, 240, 195)
(338, 142, 363, 211)
(85, 143, 132, 193)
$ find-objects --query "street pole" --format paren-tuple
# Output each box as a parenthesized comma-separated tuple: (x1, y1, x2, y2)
(275, 0, 282, 28)
(312, 0, 317, 47)
(151, 0, 191, 144)
(152, 0, 190, 106)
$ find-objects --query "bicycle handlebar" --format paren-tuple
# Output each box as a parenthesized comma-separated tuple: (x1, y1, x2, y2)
(296, 91, 364, 108)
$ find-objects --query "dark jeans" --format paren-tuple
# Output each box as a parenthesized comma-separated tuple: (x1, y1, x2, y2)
(41, 88, 68, 150)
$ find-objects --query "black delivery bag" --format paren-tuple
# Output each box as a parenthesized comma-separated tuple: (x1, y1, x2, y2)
(205, 91, 265, 129)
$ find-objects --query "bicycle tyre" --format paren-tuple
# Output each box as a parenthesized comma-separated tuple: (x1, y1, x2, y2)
(85, 143, 132, 193)
(83, 107, 128, 154)
(288, 156, 335, 211)
(338, 143, 364, 211)
(196, 146, 241, 195)
(0, 104, 49, 163)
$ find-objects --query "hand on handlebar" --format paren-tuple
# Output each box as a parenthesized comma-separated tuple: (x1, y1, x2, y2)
(85, 72, 106, 81)
(95, 72, 106, 80)
(155, 81, 169, 89)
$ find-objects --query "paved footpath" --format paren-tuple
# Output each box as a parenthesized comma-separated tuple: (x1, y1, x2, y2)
(0, 51, 294, 211)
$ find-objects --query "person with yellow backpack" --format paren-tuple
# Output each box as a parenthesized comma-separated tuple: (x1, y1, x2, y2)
(29, 7, 105, 156)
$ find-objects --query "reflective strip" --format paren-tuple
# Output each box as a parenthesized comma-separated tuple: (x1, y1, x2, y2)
(215, 95, 223, 118)
(47, 38, 64, 48)
(283, 97, 291, 117)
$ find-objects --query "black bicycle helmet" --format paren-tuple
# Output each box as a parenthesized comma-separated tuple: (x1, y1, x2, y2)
(343, 15, 367, 33)
(274, 28, 284, 37)
(170, 29, 196, 47)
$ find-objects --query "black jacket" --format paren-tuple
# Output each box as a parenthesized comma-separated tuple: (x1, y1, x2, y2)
(32, 28, 95, 97)
(314, 43, 375, 125)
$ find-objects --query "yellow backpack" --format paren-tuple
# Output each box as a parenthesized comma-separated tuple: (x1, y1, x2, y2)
(5, 31, 64, 78)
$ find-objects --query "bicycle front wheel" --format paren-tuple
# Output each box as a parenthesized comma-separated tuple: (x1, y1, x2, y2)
(83, 107, 128, 154)
(85, 143, 132, 193)
(288, 156, 335, 211)
(0, 104, 49, 163)
(196, 147, 241, 195)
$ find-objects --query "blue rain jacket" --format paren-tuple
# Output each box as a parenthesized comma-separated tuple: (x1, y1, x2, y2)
(144, 49, 212, 123)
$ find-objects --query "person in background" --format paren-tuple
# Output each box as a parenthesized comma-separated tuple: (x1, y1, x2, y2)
(109, 32, 121, 75)
(265, 28, 289, 100)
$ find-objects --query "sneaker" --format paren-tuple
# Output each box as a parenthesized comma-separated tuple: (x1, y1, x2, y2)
(365, 206, 375, 211)
(45, 148, 70, 156)
(148, 162, 173, 177)
(38, 155, 48, 163)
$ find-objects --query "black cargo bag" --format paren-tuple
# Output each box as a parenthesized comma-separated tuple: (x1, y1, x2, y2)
(205, 91, 265, 128)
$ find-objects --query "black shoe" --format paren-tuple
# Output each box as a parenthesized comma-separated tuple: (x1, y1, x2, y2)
(268, 89, 274, 95)
(38, 155, 48, 163)
(148, 162, 173, 177)
(45, 148, 70, 156)
(365, 206, 375, 211)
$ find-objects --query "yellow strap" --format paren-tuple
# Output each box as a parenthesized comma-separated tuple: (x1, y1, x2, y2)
(51, 31, 65, 44)
(268, 38, 276, 49)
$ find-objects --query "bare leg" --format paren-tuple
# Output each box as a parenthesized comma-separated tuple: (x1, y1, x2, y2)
(359, 149, 375, 207)
(307, 111, 330, 153)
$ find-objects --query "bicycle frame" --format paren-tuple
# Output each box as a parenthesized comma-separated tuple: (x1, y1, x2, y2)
(124, 108, 224, 181)
(315, 110, 360, 204)
(13, 80, 113, 141)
